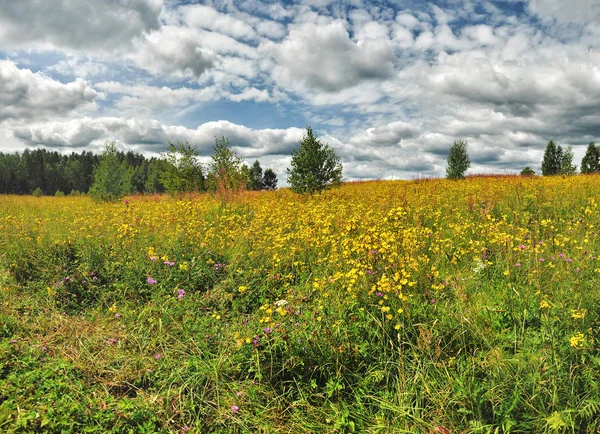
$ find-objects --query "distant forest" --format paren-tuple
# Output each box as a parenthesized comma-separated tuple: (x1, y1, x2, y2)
(0, 148, 168, 195)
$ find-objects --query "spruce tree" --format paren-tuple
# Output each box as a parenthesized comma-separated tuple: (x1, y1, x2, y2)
(446, 139, 471, 180)
(581, 142, 599, 174)
(541, 140, 561, 176)
(262, 168, 278, 190)
(247, 160, 264, 190)
(287, 126, 343, 194)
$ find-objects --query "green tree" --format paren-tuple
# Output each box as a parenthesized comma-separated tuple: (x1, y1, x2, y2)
(446, 139, 471, 180)
(287, 126, 343, 194)
(581, 142, 599, 174)
(247, 160, 264, 190)
(145, 158, 169, 194)
(160, 142, 205, 196)
(541, 140, 562, 176)
(89, 142, 133, 202)
(520, 167, 535, 176)
(559, 145, 577, 175)
(262, 168, 278, 190)
(208, 137, 246, 198)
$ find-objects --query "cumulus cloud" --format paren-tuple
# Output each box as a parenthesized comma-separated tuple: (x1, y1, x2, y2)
(528, 0, 600, 22)
(269, 21, 396, 92)
(134, 27, 218, 79)
(0, 60, 99, 122)
(12, 117, 305, 158)
(0, 0, 162, 54)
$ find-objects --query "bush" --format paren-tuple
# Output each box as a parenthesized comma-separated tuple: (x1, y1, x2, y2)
(32, 187, 43, 197)
(55, 190, 65, 197)
(520, 167, 535, 176)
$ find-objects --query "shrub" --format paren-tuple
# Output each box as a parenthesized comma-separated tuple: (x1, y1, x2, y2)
(520, 167, 535, 176)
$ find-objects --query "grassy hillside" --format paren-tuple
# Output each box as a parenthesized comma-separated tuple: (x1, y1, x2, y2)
(1, 176, 600, 433)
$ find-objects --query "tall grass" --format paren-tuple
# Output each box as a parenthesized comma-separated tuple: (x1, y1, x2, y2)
(1, 176, 600, 432)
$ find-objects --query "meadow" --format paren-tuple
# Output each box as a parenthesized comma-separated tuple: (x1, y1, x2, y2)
(1, 175, 600, 433)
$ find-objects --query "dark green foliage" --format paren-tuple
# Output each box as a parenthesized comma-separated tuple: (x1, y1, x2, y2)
(542, 141, 577, 176)
(520, 167, 535, 176)
(581, 142, 600, 174)
(247, 160, 264, 191)
(89, 142, 134, 202)
(160, 142, 205, 196)
(541, 141, 562, 176)
(446, 139, 471, 180)
(262, 168, 278, 190)
(287, 126, 343, 194)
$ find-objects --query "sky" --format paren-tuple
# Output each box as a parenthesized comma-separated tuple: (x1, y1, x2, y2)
(1, 0, 600, 183)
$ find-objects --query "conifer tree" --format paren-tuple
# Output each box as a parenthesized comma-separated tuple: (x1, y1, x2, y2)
(541, 140, 561, 176)
(581, 142, 599, 174)
(287, 126, 343, 194)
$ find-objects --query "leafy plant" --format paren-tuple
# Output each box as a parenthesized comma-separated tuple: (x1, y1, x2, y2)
(160, 141, 204, 197)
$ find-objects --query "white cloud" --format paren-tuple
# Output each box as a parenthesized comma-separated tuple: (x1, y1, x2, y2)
(47, 57, 108, 78)
(0, 60, 100, 122)
(0, 0, 162, 55)
(134, 26, 217, 79)
(12, 117, 306, 158)
(269, 21, 396, 92)
(528, 0, 600, 22)
(178, 4, 258, 41)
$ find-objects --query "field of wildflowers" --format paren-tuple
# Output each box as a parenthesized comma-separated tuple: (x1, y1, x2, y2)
(1, 175, 600, 432)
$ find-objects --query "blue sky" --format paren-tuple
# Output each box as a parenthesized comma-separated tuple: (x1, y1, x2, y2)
(1, 0, 600, 182)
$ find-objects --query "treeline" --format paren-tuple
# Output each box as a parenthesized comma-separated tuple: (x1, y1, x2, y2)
(0, 144, 277, 196)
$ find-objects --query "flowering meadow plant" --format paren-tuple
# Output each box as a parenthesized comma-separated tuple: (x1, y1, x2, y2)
(1, 175, 600, 432)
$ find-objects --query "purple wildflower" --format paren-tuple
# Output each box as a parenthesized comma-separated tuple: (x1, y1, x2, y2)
(177, 289, 186, 299)
(147, 277, 157, 285)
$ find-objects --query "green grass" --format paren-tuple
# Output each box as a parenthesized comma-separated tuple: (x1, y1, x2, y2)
(1, 178, 600, 432)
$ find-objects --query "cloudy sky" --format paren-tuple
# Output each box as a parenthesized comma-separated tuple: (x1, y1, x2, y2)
(1, 0, 600, 182)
